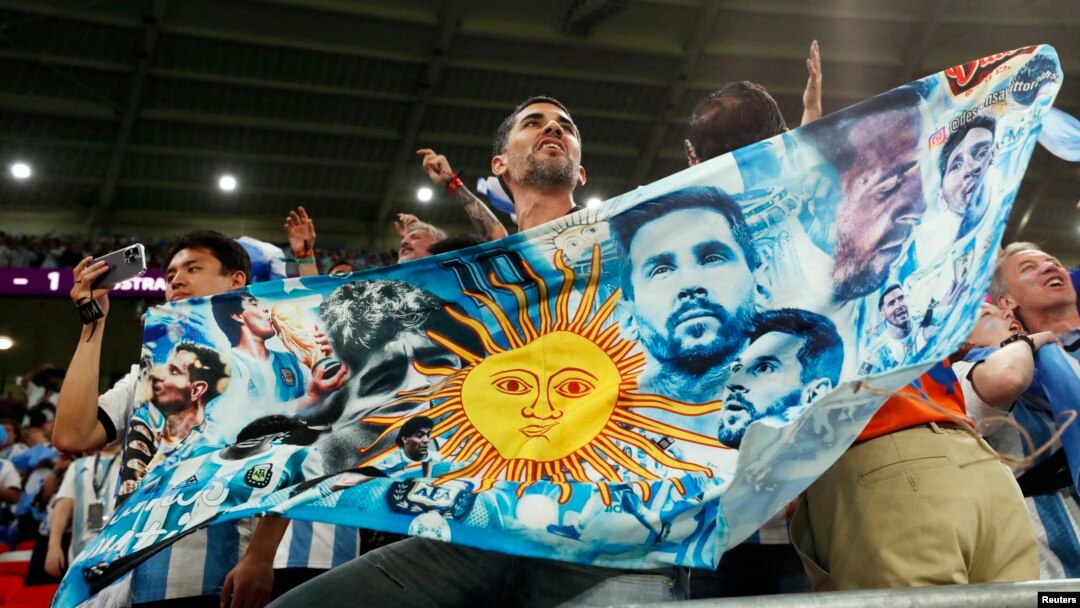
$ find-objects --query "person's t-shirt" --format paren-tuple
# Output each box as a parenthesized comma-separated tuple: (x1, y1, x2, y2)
(0, 458, 20, 516)
(97, 365, 140, 443)
(56, 453, 122, 560)
(857, 359, 967, 442)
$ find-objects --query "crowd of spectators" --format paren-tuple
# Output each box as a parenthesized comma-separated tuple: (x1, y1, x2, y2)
(2, 37, 1078, 608)
(0, 232, 398, 274)
(0, 366, 73, 587)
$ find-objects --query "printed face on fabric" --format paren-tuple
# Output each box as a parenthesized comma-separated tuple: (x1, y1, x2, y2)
(313, 279, 465, 469)
(719, 331, 807, 448)
(941, 126, 993, 215)
(400, 427, 432, 462)
(237, 295, 275, 339)
(149, 349, 204, 415)
(625, 208, 756, 371)
(880, 288, 910, 331)
(831, 107, 927, 301)
(341, 328, 458, 423)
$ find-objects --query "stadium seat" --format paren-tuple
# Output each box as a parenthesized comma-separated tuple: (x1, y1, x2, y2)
(0, 551, 31, 578)
(0, 542, 9, 554)
(0, 562, 27, 579)
(0, 574, 26, 605)
(5, 583, 58, 608)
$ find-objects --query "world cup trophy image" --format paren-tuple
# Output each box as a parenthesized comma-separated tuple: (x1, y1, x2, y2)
(271, 302, 341, 378)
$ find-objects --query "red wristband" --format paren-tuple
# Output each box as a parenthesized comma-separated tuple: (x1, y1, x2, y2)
(446, 174, 464, 195)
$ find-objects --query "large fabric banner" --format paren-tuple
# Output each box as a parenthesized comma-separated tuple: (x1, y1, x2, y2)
(57, 45, 1061, 606)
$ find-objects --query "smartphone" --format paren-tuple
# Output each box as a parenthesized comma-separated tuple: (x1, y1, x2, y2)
(91, 244, 147, 290)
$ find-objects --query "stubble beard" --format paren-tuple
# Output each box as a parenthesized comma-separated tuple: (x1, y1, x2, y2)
(638, 299, 755, 377)
(717, 389, 802, 448)
(511, 153, 577, 191)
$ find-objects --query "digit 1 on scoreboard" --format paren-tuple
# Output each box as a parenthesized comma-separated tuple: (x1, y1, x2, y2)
(47, 271, 59, 291)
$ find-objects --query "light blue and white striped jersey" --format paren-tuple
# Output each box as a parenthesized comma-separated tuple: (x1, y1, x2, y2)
(374, 448, 443, 478)
(56, 452, 123, 561)
(958, 330, 1080, 579)
(273, 520, 359, 570)
(231, 349, 307, 405)
(101, 439, 317, 602)
(209, 349, 309, 443)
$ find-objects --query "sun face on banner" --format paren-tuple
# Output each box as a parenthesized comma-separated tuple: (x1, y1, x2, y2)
(363, 246, 726, 505)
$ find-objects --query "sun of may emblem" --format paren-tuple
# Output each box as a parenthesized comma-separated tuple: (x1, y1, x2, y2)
(364, 246, 726, 505)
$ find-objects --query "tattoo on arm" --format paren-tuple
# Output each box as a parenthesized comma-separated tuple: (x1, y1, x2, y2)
(456, 187, 509, 241)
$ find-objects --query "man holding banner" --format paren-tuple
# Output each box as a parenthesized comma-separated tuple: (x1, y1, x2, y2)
(268, 97, 692, 606)
(54, 232, 270, 606)
(52, 45, 1063, 608)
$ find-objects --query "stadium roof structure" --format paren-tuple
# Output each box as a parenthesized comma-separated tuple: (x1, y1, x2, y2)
(0, 0, 1076, 250)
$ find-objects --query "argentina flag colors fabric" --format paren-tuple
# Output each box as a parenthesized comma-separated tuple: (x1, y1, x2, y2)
(55, 45, 1062, 607)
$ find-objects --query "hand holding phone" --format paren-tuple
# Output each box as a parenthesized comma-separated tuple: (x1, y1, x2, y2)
(70, 244, 148, 321)
(90, 244, 147, 290)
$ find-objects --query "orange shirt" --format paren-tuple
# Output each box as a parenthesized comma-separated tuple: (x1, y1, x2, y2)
(857, 359, 968, 442)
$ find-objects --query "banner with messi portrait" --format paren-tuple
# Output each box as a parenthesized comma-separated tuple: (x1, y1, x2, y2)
(56, 45, 1062, 606)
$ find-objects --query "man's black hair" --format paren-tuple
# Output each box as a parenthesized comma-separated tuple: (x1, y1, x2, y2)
(492, 96, 577, 158)
(237, 415, 321, 446)
(173, 342, 230, 403)
(31, 367, 65, 393)
(687, 81, 789, 162)
(26, 409, 49, 430)
(878, 284, 903, 310)
(396, 415, 434, 447)
(164, 230, 251, 286)
(748, 308, 843, 386)
(609, 186, 760, 300)
(938, 115, 996, 178)
(210, 291, 254, 347)
(429, 234, 486, 257)
(328, 261, 357, 276)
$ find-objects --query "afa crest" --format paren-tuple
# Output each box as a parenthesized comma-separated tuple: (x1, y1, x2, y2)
(280, 368, 296, 386)
(244, 463, 274, 489)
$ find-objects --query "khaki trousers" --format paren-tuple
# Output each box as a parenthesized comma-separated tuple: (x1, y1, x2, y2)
(790, 423, 1038, 590)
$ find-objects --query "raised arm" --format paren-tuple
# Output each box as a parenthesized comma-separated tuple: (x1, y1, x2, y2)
(800, 40, 822, 126)
(417, 148, 509, 241)
(968, 331, 1057, 408)
(284, 206, 319, 278)
(54, 257, 114, 452)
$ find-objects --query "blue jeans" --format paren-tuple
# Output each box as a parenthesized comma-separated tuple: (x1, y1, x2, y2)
(268, 537, 688, 607)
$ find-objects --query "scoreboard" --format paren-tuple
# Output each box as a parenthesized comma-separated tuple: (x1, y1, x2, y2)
(0, 267, 166, 298)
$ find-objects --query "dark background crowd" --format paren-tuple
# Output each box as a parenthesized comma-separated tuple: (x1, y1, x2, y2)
(0, 232, 398, 274)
